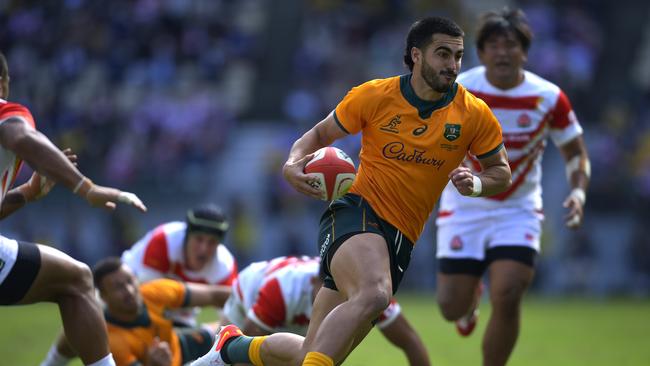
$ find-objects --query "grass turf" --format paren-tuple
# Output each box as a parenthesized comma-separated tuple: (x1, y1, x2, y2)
(1, 294, 648, 365)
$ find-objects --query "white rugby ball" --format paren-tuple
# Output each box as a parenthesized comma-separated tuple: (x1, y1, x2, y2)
(304, 147, 356, 201)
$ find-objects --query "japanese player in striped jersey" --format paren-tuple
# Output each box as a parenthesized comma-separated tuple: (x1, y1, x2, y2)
(435, 8, 591, 366)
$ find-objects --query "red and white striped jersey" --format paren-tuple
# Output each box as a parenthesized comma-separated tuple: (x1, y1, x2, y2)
(0, 99, 35, 204)
(438, 66, 583, 223)
(121, 221, 237, 286)
(232, 256, 400, 335)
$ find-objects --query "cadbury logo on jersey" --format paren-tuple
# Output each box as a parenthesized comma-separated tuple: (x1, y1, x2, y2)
(382, 142, 446, 170)
(380, 115, 401, 134)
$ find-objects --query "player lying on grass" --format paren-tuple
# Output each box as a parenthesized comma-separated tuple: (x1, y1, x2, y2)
(40, 258, 231, 366)
(220, 256, 430, 366)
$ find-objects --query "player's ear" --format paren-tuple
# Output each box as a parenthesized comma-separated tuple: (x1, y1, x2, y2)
(410, 47, 422, 65)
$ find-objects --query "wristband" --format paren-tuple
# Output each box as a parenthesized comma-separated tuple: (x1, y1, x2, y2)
(568, 187, 586, 206)
(72, 177, 93, 197)
(469, 175, 482, 197)
(72, 177, 86, 193)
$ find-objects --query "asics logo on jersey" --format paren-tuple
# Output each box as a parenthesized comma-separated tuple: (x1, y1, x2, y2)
(413, 124, 428, 136)
(443, 123, 461, 141)
(382, 142, 446, 170)
(380, 115, 401, 134)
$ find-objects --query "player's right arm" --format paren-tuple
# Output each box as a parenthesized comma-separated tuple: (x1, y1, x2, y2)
(282, 113, 348, 198)
(0, 117, 146, 212)
(185, 282, 232, 308)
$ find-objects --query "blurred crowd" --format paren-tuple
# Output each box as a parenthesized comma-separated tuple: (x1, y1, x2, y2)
(0, 0, 648, 294)
(0, 0, 264, 190)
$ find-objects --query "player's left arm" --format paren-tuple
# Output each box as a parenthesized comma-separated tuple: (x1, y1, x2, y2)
(449, 148, 512, 197)
(378, 313, 431, 366)
(0, 148, 77, 219)
(184, 283, 232, 308)
(558, 135, 590, 228)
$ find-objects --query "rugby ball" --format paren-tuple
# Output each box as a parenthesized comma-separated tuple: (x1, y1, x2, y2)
(304, 147, 356, 201)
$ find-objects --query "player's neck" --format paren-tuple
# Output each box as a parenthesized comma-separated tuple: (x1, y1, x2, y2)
(485, 69, 525, 90)
(107, 306, 141, 323)
(410, 73, 446, 102)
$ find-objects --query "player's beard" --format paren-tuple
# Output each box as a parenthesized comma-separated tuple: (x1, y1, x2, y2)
(421, 60, 455, 93)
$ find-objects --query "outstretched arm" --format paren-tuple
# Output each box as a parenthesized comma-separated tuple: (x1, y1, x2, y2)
(282, 113, 348, 199)
(378, 313, 431, 366)
(185, 283, 232, 308)
(449, 148, 512, 197)
(559, 135, 590, 228)
(0, 118, 146, 214)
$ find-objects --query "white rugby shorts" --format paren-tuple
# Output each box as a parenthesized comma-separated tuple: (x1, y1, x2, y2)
(436, 209, 541, 260)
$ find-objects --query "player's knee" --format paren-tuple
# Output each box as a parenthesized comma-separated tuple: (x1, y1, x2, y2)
(490, 283, 527, 312)
(437, 297, 466, 321)
(354, 286, 391, 318)
(59, 260, 94, 297)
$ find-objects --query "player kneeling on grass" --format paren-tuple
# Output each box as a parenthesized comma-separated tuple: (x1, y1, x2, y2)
(220, 256, 430, 366)
(41, 258, 231, 366)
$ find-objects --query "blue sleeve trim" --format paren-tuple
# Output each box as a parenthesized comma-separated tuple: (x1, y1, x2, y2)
(476, 142, 504, 160)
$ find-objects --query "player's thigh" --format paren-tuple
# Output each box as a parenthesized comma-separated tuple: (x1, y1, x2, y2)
(486, 212, 539, 301)
(329, 232, 392, 298)
(487, 211, 541, 254)
(436, 222, 486, 305)
(18, 244, 92, 304)
(1, 238, 42, 305)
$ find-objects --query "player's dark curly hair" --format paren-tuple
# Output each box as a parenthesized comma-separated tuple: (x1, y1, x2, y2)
(476, 7, 533, 52)
(403, 17, 465, 71)
(92, 257, 123, 289)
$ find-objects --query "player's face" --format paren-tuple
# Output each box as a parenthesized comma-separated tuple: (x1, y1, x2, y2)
(478, 32, 527, 85)
(99, 265, 141, 314)
(417, 34, 464, 93)
(185, 232, 220, 271)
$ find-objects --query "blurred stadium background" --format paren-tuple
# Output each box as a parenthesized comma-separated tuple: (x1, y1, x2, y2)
(0, 0, 649, 364)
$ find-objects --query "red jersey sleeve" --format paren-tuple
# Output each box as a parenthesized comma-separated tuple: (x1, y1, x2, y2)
(549, 90, 574, 129)
(142, 227, 171, 273)
(0, 102, 36, 129)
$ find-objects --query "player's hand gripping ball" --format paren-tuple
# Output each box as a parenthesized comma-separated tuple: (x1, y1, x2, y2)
(303, 147, 356, 201)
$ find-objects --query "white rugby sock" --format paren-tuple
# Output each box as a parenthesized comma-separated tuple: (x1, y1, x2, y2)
(40, 344, 72, 366)
(86, 354, 116, 366)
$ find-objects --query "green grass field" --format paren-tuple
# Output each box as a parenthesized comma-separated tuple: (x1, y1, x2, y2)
(1, 294, 648, 365)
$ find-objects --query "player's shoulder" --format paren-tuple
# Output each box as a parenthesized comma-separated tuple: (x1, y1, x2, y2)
(348, 75, 401, 99)
(0, 99, 35, 126)
(522, 70, 562, 96)
(216, 243, 236, 265)
(457, 66, 486, 85)
(455, 82, 491, 114)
